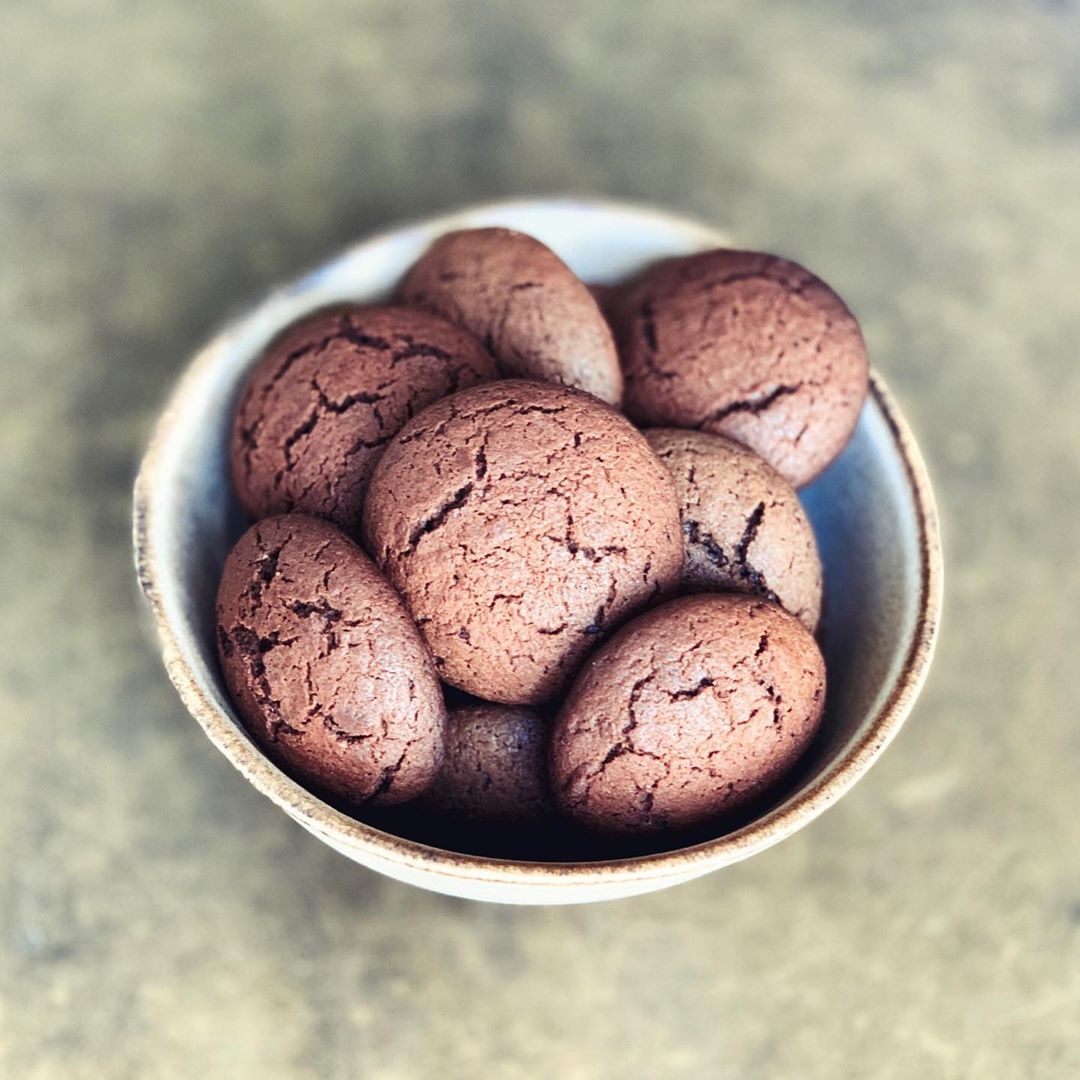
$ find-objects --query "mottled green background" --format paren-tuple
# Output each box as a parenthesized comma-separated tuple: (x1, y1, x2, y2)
(2, 2, 1078, 1078)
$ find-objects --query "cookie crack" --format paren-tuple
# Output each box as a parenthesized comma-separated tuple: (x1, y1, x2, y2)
(636, 298, 680, 380)
(248, 315, 402, 473)
(369, 741, 418, 802)
(683, 519, 729, 570)
(343, 432, 394, 457)
(583, 577, 620, 635)
(339, 321, 392, 352)
(269, 312, 391, 389)
(562, 672, 662, 806)
(282, 409, 321, 466)
(268, 338, 328, 386)
(624, 672, 655, 737)
(288, 597, 349, 652)
(640, 299, 659, 353)
(704, 269, 790, 291)
(238, 542, 286, 614)
(512, 402, 573, 418)
(392, 341, 453, 365)
(702, 383, 803, 426)
(312, 378, 387, 414)
(734, 502, 766, 564)
(668, 676, 715, 702)
(683, 508, 780, 605)
(474, 432, 489, 482)
(289, 598, 343, 622)
(226, 625, 301, 740)
(406, 482, 475, 548)
(321, 713, 376, 745)
(397, 396, 570, 448)
(399, 426, 493, 554)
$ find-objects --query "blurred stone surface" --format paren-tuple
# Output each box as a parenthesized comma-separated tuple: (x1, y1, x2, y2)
(1, 2, 1078, 1077)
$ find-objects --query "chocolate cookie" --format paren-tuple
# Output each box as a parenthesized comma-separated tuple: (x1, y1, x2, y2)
(587, 282, 621, 321)
(612, 250, 869, 487)
(362, 379, 684, 705)
(399, 228, 623, 405)
(550, 593, 826, 833)
(230, 304, 496, 533)
(645, 429, 823, 631)
(215, 514, 446, 805)
(422, 703, 553, 823)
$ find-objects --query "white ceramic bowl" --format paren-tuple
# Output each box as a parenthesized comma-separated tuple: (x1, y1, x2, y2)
(133, 198, 942, 905)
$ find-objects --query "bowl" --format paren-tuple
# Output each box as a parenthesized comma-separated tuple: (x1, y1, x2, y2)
(133, 198, 942, 905)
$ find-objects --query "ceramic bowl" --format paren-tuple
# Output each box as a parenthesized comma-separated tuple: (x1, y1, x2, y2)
(133, 198, 942, 905)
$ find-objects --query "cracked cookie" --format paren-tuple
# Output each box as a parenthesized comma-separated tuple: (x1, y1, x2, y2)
(399, 228, 623, 405)
(550, 593, 826, 833)
(645, 428, 822, 631)
(362, 379, 684, 705)
(215, 513, 446, 805)
(230, 303, 497, 534)
(610, 249, 868, 487)
(421, 703, 553, 823)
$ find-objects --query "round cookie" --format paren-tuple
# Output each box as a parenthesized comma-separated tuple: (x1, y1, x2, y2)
(645, 428, 823, 631)
(551, 593, 826, 834)
(230, 304, 496, 533)
(215, 513, 446, 805)
(612, 249, 869, 487)
(399, 228, 623, 405)
(422, 703, 553, 823)
(362, 379, 684, 705)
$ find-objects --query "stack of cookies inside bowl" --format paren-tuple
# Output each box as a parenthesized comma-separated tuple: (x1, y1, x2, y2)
(214, 222, 870, 859)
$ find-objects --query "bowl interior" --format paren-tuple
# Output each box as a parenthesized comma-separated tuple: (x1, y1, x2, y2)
(136, 199, 937, 899)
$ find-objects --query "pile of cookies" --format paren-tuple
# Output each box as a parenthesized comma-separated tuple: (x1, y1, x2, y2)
(216, 226, 868, 844)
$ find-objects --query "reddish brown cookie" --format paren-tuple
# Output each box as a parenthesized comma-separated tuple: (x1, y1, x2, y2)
(551, 594, 826, 834)
(612, 249, 869, 487)
(645, 428, 823, 631)
(230, 304, 496, 533)
(362, 380, 683, 705)
(422, 703, 553, 823)
(399, 228, 623, 405)
(215, 514, 446, 805)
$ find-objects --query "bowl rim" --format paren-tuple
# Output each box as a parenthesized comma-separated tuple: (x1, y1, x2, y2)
(133, 197, 943, 891)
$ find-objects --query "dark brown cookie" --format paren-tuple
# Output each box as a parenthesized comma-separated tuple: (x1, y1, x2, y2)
(215, 514, 446, 805)
(586, 281, 622, 322)
(399, 228, 623, 405)
(612, 250, 869, 487)
(421, 703, 553, 823)
(230, 304, 496, 533)
(550, 593, 826, 834)
(362, 379, 684, 705)
(645, 428, 823, 631)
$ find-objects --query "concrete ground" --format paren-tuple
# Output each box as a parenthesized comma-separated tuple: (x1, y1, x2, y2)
(2, 3, 1078, 1077)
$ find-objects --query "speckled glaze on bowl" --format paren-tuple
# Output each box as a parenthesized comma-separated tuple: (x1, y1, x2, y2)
(133, 199, 942, 905)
